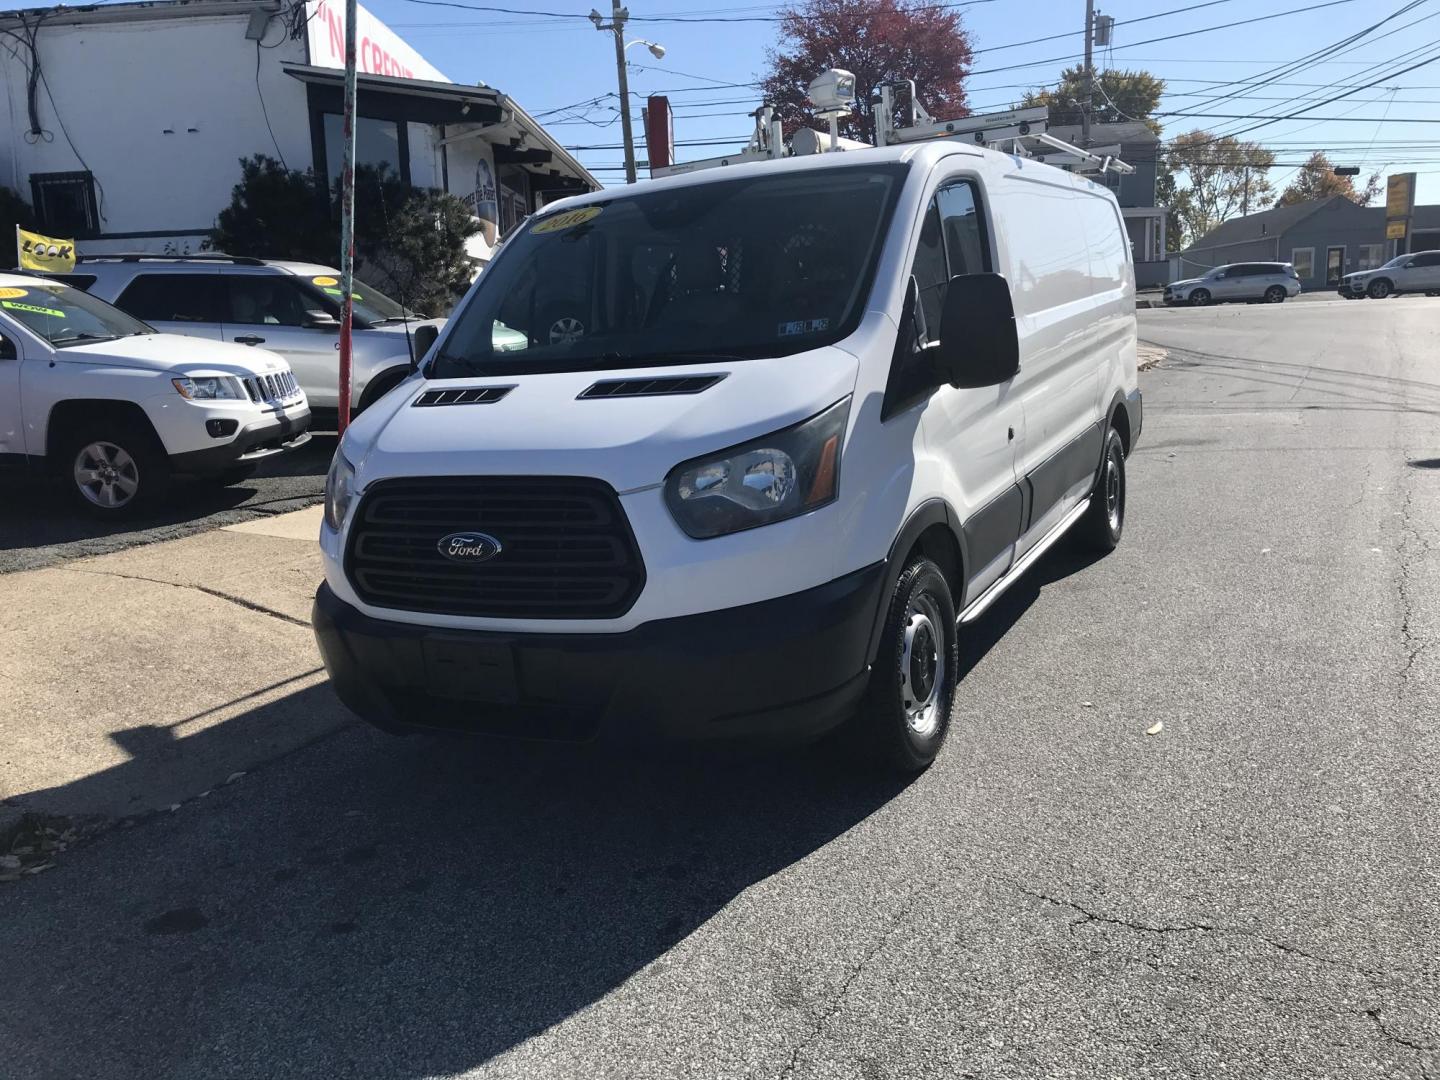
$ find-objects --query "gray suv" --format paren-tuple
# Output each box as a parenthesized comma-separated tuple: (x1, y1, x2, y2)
(56, 254, 443, 414)
(1165, 262, 1301, 306)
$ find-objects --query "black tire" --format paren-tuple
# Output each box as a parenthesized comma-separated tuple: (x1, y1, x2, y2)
(1189, 288, 1211, 307)
(1368, 279, 1393, 299)
(1076, 427, 1126, 553)
(59, 422, 170, 516)
(1264, 285, 1287, 304)
(354, 367, 411, 415)
(849, 557, 958, 773)
(213, 465, 258, 487)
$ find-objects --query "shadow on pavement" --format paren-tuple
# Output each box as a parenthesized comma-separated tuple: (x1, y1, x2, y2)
(0, 432, 336, 554)
(2, 681, 914, 1079)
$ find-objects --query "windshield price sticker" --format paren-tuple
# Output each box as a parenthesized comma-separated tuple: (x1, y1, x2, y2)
(312, 276, 339, 287)
(0, 287, 29, 300)
(532, 207, 603, 235)
(2, 299, 64, 318)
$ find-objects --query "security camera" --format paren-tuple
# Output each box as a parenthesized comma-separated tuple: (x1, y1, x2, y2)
(807, 69, 856, 115)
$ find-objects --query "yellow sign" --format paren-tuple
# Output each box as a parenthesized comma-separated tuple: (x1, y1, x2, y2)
(1386, 174, 1414, 219)
(0, 287, 28, 299)
(1387, 220, 1408, 240)
(15, 227, 76, 273)
(531, 206, 602, 235)
(312, 275, 338, 287)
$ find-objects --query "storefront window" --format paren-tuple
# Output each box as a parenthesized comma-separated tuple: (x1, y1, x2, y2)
(323, 114, 402, 189)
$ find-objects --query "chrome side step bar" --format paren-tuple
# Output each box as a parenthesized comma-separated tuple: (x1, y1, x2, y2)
(958, 499, 1090, 625)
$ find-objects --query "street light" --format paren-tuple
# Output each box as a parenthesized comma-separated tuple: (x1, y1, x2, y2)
(590, 4, 665, 184)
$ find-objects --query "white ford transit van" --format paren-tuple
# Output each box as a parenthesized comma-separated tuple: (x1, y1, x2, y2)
(312, 141, 1142, 771)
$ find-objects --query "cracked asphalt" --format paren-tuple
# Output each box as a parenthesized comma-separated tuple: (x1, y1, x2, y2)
(3, 298, 1439, 1078)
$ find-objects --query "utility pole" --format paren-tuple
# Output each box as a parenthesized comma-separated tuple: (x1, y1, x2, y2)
(1242, 167, 1250, 216)
(592, 2, 641, 184)
(337, 0, 358, 432)
(1081, 0, 1095, 147)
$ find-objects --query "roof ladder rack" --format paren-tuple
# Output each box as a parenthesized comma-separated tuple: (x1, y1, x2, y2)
(650, 106, 784, 178)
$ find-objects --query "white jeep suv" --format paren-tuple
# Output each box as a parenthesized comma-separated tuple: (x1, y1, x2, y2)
(0, 274, 310, 513)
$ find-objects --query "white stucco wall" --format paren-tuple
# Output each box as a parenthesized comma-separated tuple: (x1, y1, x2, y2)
(0, 11, 312, 245)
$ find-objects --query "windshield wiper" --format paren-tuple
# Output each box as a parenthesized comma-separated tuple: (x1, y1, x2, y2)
(51, 332, 118, 346)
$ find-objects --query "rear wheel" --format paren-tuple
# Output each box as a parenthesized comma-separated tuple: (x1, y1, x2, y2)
(1368, 279, 1393, 299)
(1076, 427, 1126, 553)
(849, 557, 957, 773)
(62, 424, 170, 516)
(1264, 285, 1287, 303)
(1189, 288, 1212, 306)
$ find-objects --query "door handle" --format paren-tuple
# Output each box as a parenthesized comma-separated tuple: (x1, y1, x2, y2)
(234, 334, 266, 346)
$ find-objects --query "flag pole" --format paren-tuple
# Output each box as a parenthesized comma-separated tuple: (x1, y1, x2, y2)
(337, 0, 359, 435)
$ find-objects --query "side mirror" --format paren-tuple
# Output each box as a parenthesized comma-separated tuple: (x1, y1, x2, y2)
(935, 273, 1019, 389)
(0, 336, 14, 361)
(411, 323, 439, 367)
(304, 311, 341, 330)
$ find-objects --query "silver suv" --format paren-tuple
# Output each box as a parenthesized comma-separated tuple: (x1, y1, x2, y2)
(55, 254, 443, 414)
(1165, 262, 1301, 306)
(1339, 250, 1440, 299)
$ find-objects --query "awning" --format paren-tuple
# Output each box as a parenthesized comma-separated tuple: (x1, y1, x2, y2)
(281, 63, 598, 191)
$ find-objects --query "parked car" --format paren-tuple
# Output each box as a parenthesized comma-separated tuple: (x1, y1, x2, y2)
(310, 141, 1143, 773)
(1338, 250, 1440, 299)
(0, 274, 309, 514)
(56, 254, 440, 414)
(1165, 262, 1301, 306)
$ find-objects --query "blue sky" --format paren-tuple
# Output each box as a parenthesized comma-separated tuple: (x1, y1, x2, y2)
(373, 0, 1440, 202)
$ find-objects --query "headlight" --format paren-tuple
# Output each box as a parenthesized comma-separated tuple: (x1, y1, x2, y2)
(172, 376, 245, 400)
(324, 450, 359, 532)
(665, 397, 848, 539)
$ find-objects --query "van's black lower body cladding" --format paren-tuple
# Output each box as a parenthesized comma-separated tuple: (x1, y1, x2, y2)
(312, 564, 886, 743)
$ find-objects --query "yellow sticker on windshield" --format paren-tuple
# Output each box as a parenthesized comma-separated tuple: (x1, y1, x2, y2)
(532, 206, 602, 235)
(0, 287, 29, 299)
(2, 300, 64, 318)
(312, 275, 339, 287)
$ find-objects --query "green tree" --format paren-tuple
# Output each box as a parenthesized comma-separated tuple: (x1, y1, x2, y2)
(211, 156, 478, 317)
(760, 0, 975, 144)
(1023, 67, 1166, 133)
(1273, 151, 1382, 208)
(1166, 131, 1276, 246)
(0, 187, 38, 269)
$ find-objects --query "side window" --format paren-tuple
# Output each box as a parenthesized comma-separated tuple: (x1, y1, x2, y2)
(910, 199, 948, 344)
(936, 182, 989, 277)
(114, 274, 224, 323)
(1414, 252, 1440, 268)
(227, 277, 314, 327)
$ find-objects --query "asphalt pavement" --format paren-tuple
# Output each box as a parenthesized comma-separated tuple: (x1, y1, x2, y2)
(4, 297, 1440, 1078)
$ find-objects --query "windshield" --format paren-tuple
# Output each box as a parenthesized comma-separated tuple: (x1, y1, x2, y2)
(297, 272, 416, 324)
(1380, 254, 1412, 269)
(430, 163, 909, 378)
(0, 280, 152, 347)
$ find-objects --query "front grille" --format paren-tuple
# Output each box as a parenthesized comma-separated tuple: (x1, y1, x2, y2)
(346, 476, 646, 619)
(243, 371, 299, 405)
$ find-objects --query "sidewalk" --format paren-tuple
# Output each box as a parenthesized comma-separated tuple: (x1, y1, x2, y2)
(0, 506, 351, 833)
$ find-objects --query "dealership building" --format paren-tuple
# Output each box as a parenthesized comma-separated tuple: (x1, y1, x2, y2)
(0, 0, 598, 257)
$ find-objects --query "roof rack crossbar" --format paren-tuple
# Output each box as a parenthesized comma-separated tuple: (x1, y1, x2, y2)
(73, 252, 265, 265)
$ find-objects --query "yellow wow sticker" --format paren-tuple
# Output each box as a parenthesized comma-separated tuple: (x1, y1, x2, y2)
(531, 206, 603, 235)
(312, 275, 339, 287)
(0, 287, 29, 299)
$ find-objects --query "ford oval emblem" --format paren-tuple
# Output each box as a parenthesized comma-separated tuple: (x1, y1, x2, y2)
(438, 532, 503, 563)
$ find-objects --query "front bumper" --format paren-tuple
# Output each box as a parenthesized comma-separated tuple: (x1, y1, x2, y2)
(169, 407, 312, 474)
(1337, 282, 1365, 297)
(312, 563, 886, 743)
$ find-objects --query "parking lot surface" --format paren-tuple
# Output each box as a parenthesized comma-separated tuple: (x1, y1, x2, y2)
(2, 298, 1438, 1078)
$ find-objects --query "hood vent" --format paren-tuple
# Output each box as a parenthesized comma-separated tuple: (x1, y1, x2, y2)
(579, 374, 727, 399)
(413, 386, 514, 407)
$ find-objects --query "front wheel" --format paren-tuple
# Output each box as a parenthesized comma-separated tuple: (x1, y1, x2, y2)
(62, 425, 170, 516)
(1368, 279, 1393, 299)
(1076, 427, 1127, 553)
(849, 557, 958, 773)
(1264, 286, 1287, 304)
(1189, 288, 1212, 307)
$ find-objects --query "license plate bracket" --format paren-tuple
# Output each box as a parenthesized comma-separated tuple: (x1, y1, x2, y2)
(422, 637, 519, 703)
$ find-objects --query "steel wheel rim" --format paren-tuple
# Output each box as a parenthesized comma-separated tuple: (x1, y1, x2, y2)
(74, 441, 139, 508)
(1191, 290, 1210, 306)
(1267, 287, 1284, 303)
(900, 593, 946, 737)
(549, 317, 585, 345)
(1105, 449, 1123, 533)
